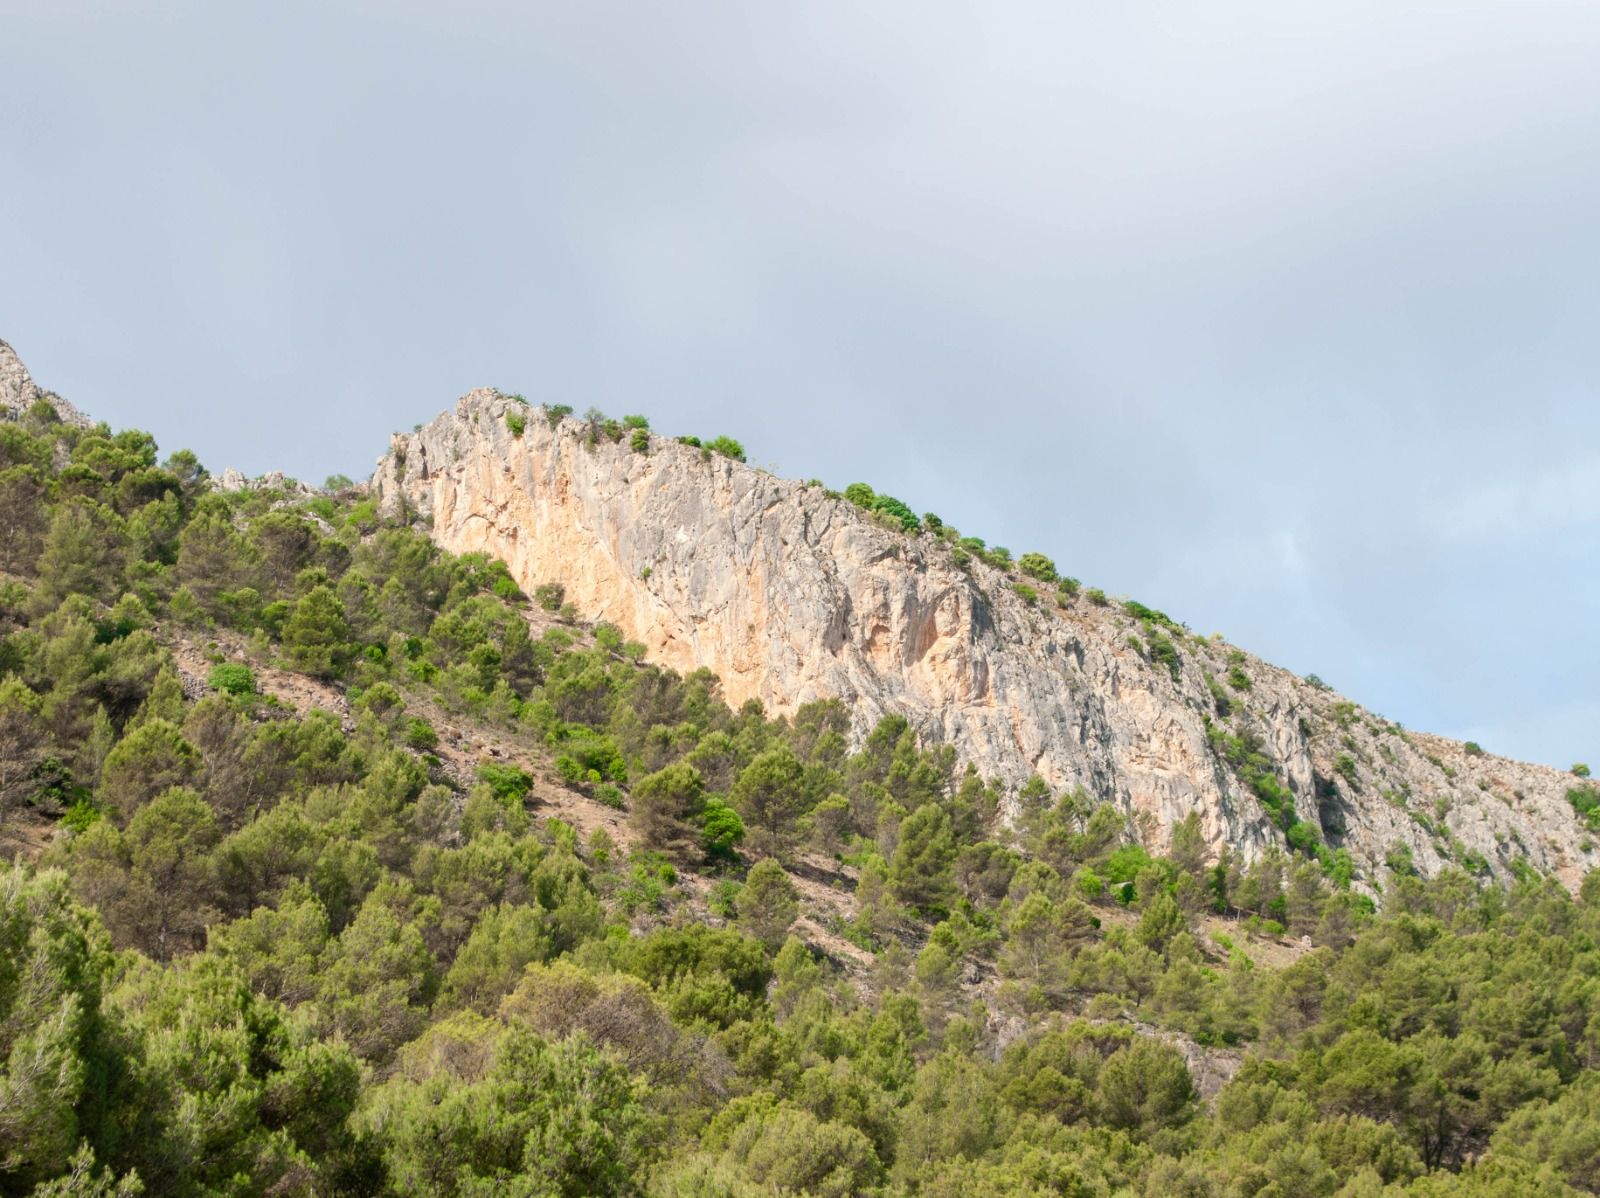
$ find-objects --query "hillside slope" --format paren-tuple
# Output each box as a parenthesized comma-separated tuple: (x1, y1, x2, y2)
(373, 390, 1593, 886)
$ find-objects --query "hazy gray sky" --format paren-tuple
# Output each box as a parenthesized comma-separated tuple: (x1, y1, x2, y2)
(4, 1, 1598, 768)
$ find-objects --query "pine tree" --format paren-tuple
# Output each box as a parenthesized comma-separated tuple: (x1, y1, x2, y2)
(890, 804, 957, 916)
(738, 859, 799, 950)
(630, 762, 706, 857)
(732, 746, 808, 858)
(280, 584, 352, 679)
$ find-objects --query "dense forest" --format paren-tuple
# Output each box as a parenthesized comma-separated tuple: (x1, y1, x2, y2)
(2, 399, 1599, 1196)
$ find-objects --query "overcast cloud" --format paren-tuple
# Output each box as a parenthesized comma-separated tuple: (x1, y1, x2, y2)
(4, 1, 1597, 768)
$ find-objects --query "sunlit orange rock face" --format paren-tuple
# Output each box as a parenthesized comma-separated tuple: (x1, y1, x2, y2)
(374, 390, 1595, 889)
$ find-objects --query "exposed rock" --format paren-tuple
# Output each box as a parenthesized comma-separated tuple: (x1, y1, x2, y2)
(372, 391, 1580, 889)
(0, 338, 95, 428)
(213, 466, 320, 497)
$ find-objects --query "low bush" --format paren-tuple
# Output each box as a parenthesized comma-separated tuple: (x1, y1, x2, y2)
(1017, 552, 1058, 583)
(207, 662, 256, 695)
(707, 436, 746, 462)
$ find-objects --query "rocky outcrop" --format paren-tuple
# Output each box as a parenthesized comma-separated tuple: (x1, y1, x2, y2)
(0, 339, 95, 428)
(213, 467, 321, 498)
(373, 391, 1597, 888)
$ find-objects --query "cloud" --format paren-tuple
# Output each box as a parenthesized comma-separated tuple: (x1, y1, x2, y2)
(3, 0, 1599, 769)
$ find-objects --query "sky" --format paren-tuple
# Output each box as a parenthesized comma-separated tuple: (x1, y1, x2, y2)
(3, 1, 1598, 769)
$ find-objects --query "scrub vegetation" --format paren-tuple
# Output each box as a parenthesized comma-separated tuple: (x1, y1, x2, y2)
(2, 403, 1598, 1196)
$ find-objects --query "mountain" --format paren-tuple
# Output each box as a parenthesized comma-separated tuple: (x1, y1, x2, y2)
(372, 388, 1594, 889)
(9, 337, 1600, 1197)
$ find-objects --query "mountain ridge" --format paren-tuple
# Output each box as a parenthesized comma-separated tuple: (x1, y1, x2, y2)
(371, 388, 1595, 888)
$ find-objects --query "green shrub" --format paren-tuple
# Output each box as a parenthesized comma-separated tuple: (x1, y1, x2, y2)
(1075, 866, 1105, 901)
(1464, 741, 1485, 757)
(543, 402, 572, 428)
(1286, 820, 1322, 856)
(1575, 763, 1592, 778)
(708, 878, 740, 917)
(207, 662, 257, 695)
(703, 798, 745, 861)
(1087, 588, 1109, 606)
(871, 494, 918, 532)
(1335, 754, 1360, 787)
(707, 436, 746, 462)
(840, 483, 919, 532)
(61, 797, 102, 832)
(1123, 600, 1178, 630)
(1017, 552, 1058, 583)
(1013, 583, 1039, 606)
(1568, 786, 1600, 832)
(1205, 673, 1232, 717)
(1209, 721, 1296, 826)
(477, 763, 534, 802)
(630, 428, 649, 453)
(404, 717, 439, 751)
(505, 411, 526, 438)
(1147, 634, 1181, 682)
(1057, 578, 1081, 602)
(534, 582, 565, 612)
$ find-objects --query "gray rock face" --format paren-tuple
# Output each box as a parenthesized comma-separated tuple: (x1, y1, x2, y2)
(0, 339, 95, 428)
(370, 392, 1596, 887)
(213, 467, 320, 497)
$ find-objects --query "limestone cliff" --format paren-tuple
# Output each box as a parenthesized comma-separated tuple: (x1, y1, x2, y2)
(0, 339, 96, 428)
(373, 390, 1597, 887)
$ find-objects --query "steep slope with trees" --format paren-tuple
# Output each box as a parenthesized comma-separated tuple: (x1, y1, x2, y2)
(5, 338, 1600, 1196)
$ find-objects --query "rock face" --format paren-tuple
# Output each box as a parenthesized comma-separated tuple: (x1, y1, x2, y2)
(0, 339, 95, 428)
(213, 467, 321, 497)
(374, 391, 1596, 887)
